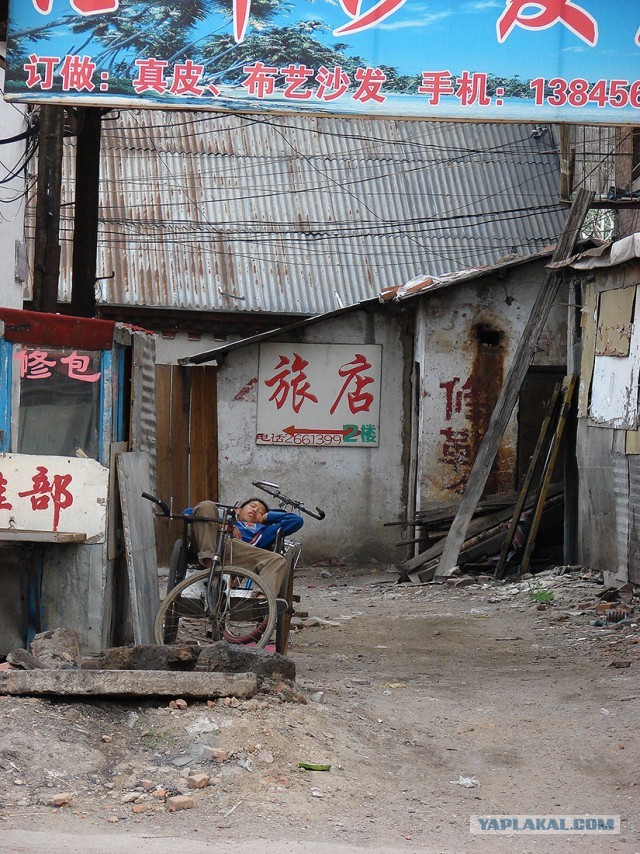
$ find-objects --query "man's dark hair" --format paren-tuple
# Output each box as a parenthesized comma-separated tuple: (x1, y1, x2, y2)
(240, 497, 269, 513)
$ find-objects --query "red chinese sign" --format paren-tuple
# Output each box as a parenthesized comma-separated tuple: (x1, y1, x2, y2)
(17, 466, 74, 531)
(257, 343, 381, 446)
(15, 348, 101, 382)
(0, 454, 109, 539)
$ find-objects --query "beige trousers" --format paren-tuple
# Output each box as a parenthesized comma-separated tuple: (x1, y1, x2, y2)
(192, 500, 287, 599)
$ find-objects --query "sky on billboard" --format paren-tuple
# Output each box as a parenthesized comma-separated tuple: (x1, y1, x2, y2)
(4, 1, 640, 123)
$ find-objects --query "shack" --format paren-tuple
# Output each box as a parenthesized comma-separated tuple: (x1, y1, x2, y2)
(0, 308, 157, 655)
(180, 250, 568, 564)
(556, 233, 640, 587)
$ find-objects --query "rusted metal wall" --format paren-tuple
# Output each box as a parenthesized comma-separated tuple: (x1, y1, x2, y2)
(414, 258, 568, 507)
(574, 252, 640, 586)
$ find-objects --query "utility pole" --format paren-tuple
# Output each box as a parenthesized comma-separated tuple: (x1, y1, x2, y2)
(32, 104, 64, 313)
(71, 107, 103, 317)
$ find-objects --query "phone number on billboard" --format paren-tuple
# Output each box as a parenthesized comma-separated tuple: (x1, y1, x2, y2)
(530, 78, 640, 109)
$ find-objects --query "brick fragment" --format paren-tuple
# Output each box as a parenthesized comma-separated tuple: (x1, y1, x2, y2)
(166, 795, 195, 812)
(187, 773, 211, 789)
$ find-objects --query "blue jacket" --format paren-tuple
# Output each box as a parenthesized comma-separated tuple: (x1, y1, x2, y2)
(235, 511, 303, 550)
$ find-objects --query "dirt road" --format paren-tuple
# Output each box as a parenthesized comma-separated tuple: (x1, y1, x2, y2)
(0, 564, 638, 853)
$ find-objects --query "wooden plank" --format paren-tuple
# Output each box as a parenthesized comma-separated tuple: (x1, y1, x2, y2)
(520, 375, 576, 574)
(154, 365, 171, 564)
(168, 366, 190, 553)
(0, 530, 86, 544)
(595, 287, 635, 356)
(189, 365, 218, 505)
(408, 495, 563, 584)
(400, 485, 563, 573)
(495, 382, 562, 579)
(578, 281, 597, 417)
(435, 189, 594, 578)
(107, 441, 127, 561)
(117, 451, 161, 645)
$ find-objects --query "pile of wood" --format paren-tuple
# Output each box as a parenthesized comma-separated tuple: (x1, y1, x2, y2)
(391, 484, 563, 585)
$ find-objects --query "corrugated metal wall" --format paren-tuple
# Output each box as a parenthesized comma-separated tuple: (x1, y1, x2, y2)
(26, 112, 567, 316)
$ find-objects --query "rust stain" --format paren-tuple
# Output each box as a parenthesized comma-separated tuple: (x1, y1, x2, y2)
(233, 377, 258, 401)
(466, 322, 512, 495)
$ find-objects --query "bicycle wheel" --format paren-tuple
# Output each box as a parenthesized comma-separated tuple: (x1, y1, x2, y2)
(220, 564, 277, 647)
(154, 565, 277, 649)
(167, 539, 187, 591)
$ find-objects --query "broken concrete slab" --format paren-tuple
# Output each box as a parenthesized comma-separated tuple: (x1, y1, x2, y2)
(81, 642, 296, 682)
(81, 645, 198, 671)
(194, 642, 296, 681)
(0, 669, 258, 699)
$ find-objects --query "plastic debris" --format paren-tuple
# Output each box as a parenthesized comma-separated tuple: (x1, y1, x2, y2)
(450, 776, 480, 788)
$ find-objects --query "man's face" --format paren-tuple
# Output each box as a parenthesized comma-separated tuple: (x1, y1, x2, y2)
(237, 500, 268, 524)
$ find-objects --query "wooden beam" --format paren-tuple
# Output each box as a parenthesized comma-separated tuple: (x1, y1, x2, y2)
(32, 106, 64, 313)
(435, 189, 594, 578)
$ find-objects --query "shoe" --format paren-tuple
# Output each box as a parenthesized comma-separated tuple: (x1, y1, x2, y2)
(276, 598, 289, 615)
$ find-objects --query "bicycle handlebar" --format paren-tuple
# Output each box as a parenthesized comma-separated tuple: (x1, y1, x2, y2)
(141, 492, 234, 524)
(251, 481, 325, 521)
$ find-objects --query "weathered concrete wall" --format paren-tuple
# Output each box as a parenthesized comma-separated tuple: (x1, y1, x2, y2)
(216, 310, 410, 563)
(414, 262, 568, 507)
(0, 542, 115, 655)
(0, 57, 27, 310)
(155, 332, 238, 366)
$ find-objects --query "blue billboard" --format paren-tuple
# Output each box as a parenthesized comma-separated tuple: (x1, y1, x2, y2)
(4, 1, 640, 123)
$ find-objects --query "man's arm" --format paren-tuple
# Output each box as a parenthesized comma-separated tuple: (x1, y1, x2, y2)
(264, 511, 303, 536)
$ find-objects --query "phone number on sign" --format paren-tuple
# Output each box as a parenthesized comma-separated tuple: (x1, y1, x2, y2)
(256, 433, 344, 446)
(530, 78, 640, 109)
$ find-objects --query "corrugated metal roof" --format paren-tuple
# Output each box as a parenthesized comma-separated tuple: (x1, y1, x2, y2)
(27, 112, 567, 317)
(379, 248, 558, 302)
(182, 247, 556, 365)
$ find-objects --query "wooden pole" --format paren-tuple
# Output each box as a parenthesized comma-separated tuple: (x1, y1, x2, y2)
(435, 188, 594, 578)
(71, 108, 103, 317)
(32, 105, 64, 314)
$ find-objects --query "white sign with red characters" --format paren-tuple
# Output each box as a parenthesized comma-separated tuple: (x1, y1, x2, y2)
(256, 343, 382, 447)
(0, 454, 108, 541)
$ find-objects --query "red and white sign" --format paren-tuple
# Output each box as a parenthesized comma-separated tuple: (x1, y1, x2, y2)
(256, 343, 381, 447)
(0, 454, 108, 540)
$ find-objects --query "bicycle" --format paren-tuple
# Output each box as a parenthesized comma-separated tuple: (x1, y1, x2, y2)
(144, 483, 324, 653)
(144, 494, 277, 650)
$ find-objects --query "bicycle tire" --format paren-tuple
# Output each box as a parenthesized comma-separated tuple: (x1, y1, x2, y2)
(167, 539, 187, 591)
(154, 565, 277, 649)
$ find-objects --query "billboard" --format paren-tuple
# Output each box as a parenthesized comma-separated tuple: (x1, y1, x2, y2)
(4, 1, 640, 124)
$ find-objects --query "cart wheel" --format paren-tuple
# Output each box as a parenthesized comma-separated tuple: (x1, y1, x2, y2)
(275, 565, 294, 655)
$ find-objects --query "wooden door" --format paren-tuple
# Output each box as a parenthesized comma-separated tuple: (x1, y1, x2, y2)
(517, 368, 566, 489)
(155, 365, 218, 565)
